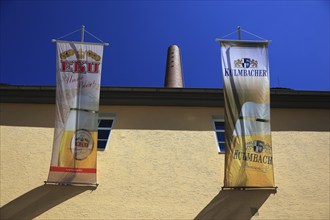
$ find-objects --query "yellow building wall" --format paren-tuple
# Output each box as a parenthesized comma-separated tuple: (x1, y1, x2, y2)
(1, 103, 329, 219)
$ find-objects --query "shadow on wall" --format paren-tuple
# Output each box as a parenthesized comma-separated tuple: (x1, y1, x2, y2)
(0, 184, 96, 219)
(195, 189, 275, 220)
(1, 104, 329, 132)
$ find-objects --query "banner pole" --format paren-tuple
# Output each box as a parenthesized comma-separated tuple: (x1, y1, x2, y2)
(221, 186, 278, 193)
(237, 26, 241, 40)
(44, 181, 99, 187)
(81, 25, 85, 42)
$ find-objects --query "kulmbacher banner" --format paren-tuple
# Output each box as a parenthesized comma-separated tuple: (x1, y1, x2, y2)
(47, 41, 104, 184)
(220, 40, 275, 187)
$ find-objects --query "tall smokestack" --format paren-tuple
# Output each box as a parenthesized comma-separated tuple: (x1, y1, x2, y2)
(164, 45, 184, 88)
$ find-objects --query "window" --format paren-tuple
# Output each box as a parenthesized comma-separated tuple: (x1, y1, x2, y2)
(97, 113, 116, 151)
(213, 120, 226, 153)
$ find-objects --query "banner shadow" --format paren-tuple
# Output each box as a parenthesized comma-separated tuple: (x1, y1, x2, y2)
(0, 184, 95, 219)
(195, 189, 275, 220)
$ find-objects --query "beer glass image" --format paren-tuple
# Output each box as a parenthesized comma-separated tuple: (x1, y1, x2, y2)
(58, 109, 98, 168)
(58, 94, 98, 168)
(233, 102, 270, 137)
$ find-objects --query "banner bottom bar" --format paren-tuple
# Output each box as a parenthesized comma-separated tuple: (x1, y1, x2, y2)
(222, 186, 278, 191)
(44, 181, 99, 187)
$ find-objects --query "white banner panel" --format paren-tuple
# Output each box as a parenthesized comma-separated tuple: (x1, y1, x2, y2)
(220, 40, 275, 187)
(47, 41, 104, 184)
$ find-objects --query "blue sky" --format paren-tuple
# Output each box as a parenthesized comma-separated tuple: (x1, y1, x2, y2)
(0, 1, 329, 91)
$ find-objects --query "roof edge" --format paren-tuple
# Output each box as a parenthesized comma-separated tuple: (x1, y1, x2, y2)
(0, 85, 329, 109)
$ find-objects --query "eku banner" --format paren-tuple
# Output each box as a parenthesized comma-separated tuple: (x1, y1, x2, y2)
(47, 41, 104, 184)
(220, 40, 275, 187)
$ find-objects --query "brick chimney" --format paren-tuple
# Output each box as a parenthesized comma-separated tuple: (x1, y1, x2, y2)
(164, 45, 184, 88)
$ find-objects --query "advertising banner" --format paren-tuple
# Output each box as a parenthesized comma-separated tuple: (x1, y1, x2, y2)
(47, 41, 104, 184)
(220, 40, 275, 187)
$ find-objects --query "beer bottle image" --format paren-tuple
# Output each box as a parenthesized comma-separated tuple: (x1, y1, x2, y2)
(58, 109, 98, 169)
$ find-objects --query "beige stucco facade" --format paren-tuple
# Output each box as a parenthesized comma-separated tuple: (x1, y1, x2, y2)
(1, 103, 329, 219)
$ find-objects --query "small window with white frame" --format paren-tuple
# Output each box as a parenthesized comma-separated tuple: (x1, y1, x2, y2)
(98, 113, 116, 151)
(213, 118, 226, 153)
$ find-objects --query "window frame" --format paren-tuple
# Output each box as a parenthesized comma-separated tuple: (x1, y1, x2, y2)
(97, 113, 116, 151)
(212, 118, 226, 154)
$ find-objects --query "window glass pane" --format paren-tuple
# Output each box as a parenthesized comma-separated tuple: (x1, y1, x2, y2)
(213, 120, 226, 153)
(214, 121, 224, 130)
(98, 140, 107, 150)
(99, 119, 113, 128)
(216, 132, 225, 142)
(97, 116, 115, 150)
(219, 142, 226, 152)
(98, 130, 110, 140)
